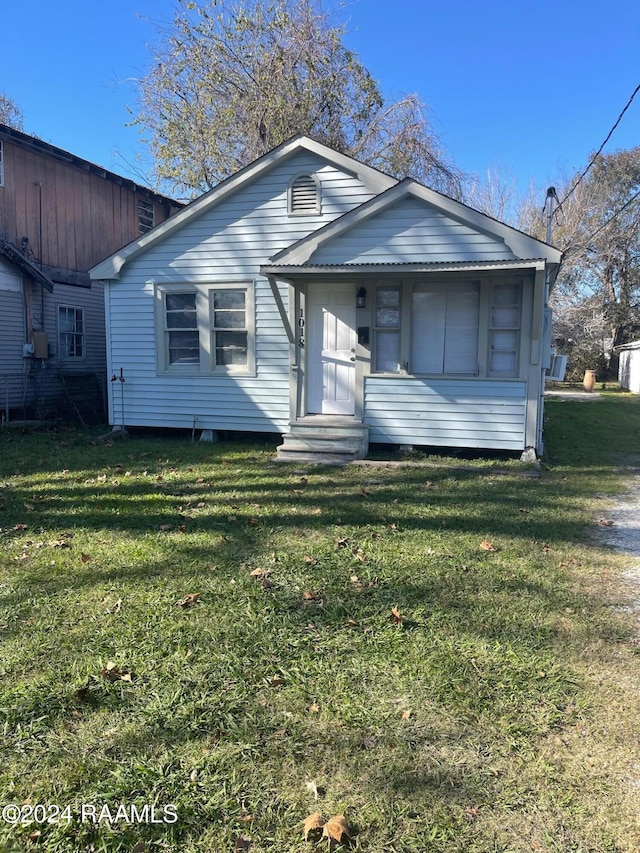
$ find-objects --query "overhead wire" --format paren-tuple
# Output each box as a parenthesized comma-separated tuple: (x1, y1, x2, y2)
(559, 82, 640, 207)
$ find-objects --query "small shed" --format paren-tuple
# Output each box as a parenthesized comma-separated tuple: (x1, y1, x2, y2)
(618, 341, 640, 393)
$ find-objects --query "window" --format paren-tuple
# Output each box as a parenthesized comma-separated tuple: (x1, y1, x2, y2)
(58, 305, 84, 359)
(211, 289, 249, 367)
(411, 282, 479, 375)
(156, 283, 255, 375)
(165, 292, 199, 366)
(138, 199, 154, 234)
(374, 285, 401, 372)
(288, 174, 320, 215)
(0, 140, 4, 187)
(489, 282, 522, 375)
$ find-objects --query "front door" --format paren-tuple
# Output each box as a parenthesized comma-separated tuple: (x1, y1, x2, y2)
(307, 284, 356, 415)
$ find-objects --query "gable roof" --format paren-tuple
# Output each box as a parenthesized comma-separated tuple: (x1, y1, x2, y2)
(264, 179, 562, 271)
(89, 136, 398, 280)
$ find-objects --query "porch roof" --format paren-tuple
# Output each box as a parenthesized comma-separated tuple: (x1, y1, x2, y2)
(261, 258, 549, 278)
(0, 239, 54, 291)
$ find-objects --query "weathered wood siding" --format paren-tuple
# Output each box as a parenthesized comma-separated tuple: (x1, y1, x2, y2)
(106, 151, 378, 431)
(311, 197, 516, 264)
(364, 377, 527, 450)
(0, 135, 175, 273)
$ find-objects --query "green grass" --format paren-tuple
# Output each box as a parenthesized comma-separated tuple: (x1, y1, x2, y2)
(1, 397, 640, 852)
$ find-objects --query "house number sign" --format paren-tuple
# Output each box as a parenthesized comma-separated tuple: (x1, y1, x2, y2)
(298, 308, 305, 348)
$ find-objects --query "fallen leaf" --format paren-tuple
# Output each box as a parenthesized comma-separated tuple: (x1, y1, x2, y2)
(105, 598, 122, 614)
(305, 780, 319, 799)
(391, 606, 405, 625)
(424, 480, 434, 488)
(235, 835, 252, 851)
(336, 537, 349, 548)
(401, 709, 412, 720)
(345, 618, 358, 627)
(177, 593, 201, 608)
(50, 539, 71, 548)
(465, 805, 480, 820)
(23, 502, 35, 511)
(80, 553, 91, 564)
(309, 703, 320, 713)
(101, 662, 133, 683)
(598, 519, 615, 527)
(250, 568, 271, 578)
(28, 830, 42, 843)
(303, 555, 317, 565)
(362, 735, 376, 749)
(270, 674, 284, 686)
(75, 683, 91, 702)
(159, 524, 173, 532)
(302, 812, 325, 840)
(322, 815, 350, 843)
(479, 540, 497, 552)
(13, 523, 28, 530)
(299, 477, 308, 486)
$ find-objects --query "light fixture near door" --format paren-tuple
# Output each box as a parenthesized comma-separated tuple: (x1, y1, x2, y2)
(356, 287, 367, 308)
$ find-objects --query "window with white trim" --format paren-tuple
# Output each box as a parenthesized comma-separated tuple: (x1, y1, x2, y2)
(489, 281, 522, 376)
(156, 283, 255, 375)
(58, 305, 85, 359)
(0, 141, 4, 187)
(288, 174, 320, 215)
(411, 282, 479, 375)
(373, 285, 401, 372)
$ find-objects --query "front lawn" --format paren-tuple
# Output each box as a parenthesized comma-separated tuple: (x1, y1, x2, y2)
(1, 397, 640, 852)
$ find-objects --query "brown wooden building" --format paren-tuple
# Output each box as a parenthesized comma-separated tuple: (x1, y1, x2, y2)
(0, 123, 181, 422)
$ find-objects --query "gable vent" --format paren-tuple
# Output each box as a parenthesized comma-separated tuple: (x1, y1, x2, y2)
(289, 174, 320, 214)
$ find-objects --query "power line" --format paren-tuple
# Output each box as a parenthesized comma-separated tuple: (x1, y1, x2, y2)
(566, 186, 640, 253)
(559, 82, 640, 206)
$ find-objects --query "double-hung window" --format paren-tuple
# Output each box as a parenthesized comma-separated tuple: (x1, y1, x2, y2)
(58, 305, 85, 359)
(164, 292, 200, 366)
(157, 283, 254, 374)
(411, 282, 479, 375)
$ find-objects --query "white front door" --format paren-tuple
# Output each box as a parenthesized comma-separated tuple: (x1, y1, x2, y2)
(307, 284, 356, 415)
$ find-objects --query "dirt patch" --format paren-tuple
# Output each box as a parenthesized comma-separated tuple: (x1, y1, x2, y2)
(597, 477, 640, 613)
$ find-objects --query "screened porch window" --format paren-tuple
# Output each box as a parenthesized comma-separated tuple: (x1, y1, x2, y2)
(489, 282, 522, 375)
(411, 282, 479, 374)
(374, 285, 401, 372)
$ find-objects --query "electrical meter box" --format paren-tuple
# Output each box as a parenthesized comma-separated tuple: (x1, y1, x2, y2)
(32, 331, 49, 359)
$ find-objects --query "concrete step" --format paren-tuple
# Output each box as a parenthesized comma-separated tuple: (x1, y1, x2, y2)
(274, 450, 358, 465)
(281, 435, 365, 453)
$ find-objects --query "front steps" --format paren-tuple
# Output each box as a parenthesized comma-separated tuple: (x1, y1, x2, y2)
(276, 416, 369, 464)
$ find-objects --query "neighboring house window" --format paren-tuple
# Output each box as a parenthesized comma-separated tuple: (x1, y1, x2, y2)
(489, 281, 522, 376)
(58, 305, 85, 359)
(156, 283, 255, 374)
(0, 140, 4, 187)
(288, 174, 320, 215)
(138, 199, 155, 234)
(411, 282, 480, 375)
(374, 285, 401, 372)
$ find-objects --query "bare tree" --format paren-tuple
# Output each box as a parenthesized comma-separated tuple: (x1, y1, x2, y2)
(0, 92, 23, 130)
(135, 0, 462, 197)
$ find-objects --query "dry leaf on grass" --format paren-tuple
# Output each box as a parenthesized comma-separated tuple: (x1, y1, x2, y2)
(401, 709, 412, 720)
(101, 662, 134, 683)
(177, 593, 201, 608)
(302, 812, 325, 840)
(305, 780, 319, 799)
(235, 835, 252, 851)
(322, 815, 350, 843)
(598, 518, 615, 527)
(391, 606, 404, 625)
(130, 843, 147, 853)
(479, 540, 497, 552)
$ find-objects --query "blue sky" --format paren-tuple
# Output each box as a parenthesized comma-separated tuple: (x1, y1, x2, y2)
(2, 0, 638, 201)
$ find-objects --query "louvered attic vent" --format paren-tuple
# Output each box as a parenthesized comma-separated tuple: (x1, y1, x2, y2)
(289, 174, 320, 215)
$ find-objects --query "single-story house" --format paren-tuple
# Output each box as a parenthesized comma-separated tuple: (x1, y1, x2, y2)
(90, 136, 562, 461)
(617, 340, 640, 394)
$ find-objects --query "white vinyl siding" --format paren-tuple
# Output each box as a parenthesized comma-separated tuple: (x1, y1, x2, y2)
(156, 283, 255, 375)
(105, 149, 378, 433)
(58, 305, 85, 359)
(365, 378, 527, 450)
(411, 282, 479, 375)
(489, 282, 522, 376)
